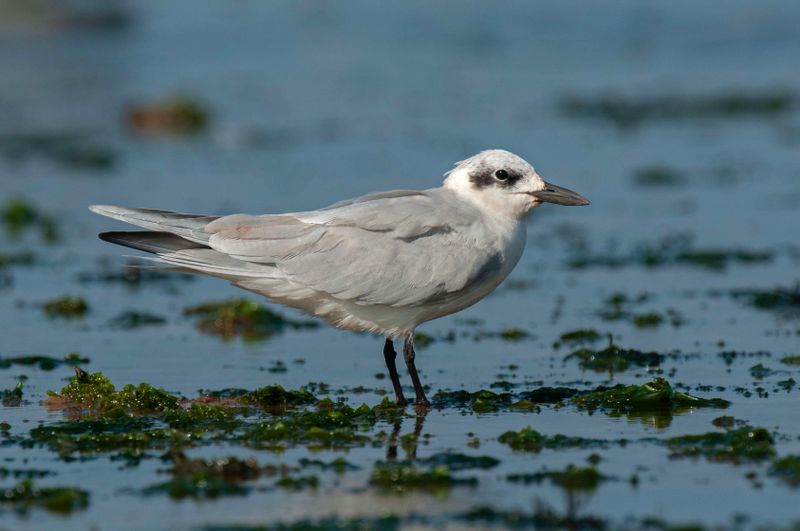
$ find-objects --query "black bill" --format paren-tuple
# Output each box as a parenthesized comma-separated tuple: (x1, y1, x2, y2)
(529, 181, 590, 206)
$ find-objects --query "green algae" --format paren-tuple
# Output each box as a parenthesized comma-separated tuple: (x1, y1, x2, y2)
(241, 401, 380, 450)
(554, 328, 603, 349)
(460, 504, 607, 530)
(666, 427, 775, 464)
(170, 455, 270, 483)
(0, 132, 115, 171)
(432, 388, 514, 412)
(183, 298, 318, 340)
(0, 352, 87, 371)
(298, 457, 358, 473)
(632, 312, 664, 328)
(731, 286, 800, 316)
(202, 516, 403, 531)
(718, 350, 770, 366)
(413, 331, 435, 348)
(416, 453, 500, 471)
(776, 378, 796, 392)
(26, 406, 240, 464)
(109, 311, 167, 329)
(571, 378, 729, 418)
(242, 385, 317, 410)
(51, 369, 179, 413)
(560, 89, 795, 129)
(42, 295, 89, 318)
(1, 198, 59, 242)
(25, 415, 176, 463)
(596, 294, 684, 328)
(142, 478, 250, 500)
(633, 165, 686, 188)
(276, 475, 319, 490)
(769, 455, 800, 487)
(570, 233, 772, 272)
(34, 370, 247, 462)
(499, 327, 529, 341)
(781, 356, 800, 366)
(507, 465, 605, 491)
(162, 403, 242, 431)
(472, 327, 531, 342)
(749, 363, 776, 379)
(78, 262, 194, 287)
(126, 96, 210, 135)
(518, 386, 580, 404)
(0, 251, 35, 269)
(566, 343, 662, 373)
(711, 416, 740, 429)
(498, 427, 606, 453)
(49, 368, 116, 408)
(0, 467, 53, 479)
(1, 381, 23, 406)
(0, 480, 88, 514)
(598, 292, 649, 321)
(370, 461, 477, 494)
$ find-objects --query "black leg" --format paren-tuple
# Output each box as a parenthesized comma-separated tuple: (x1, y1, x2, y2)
(403, 334, 430, 408)
(404, 411, 428, 460)
(383, 338, 407, 406)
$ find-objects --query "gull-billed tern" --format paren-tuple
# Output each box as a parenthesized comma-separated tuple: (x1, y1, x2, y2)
(90, 149, 589, 407)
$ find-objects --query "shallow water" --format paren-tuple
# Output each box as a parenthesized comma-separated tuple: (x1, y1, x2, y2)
(2, 1, 800, 529)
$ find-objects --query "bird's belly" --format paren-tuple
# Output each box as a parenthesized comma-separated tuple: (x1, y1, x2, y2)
(411, 228, 526, 327)
(413, 260, 513, 324)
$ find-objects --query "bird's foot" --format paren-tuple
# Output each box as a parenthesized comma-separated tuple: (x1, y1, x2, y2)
(413, 398, 431, 412)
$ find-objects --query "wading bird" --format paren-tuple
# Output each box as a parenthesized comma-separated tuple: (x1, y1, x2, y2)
(91, 150, 589, 407)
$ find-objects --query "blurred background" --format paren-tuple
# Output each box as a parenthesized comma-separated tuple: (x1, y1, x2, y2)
(1, 1, 799, 530)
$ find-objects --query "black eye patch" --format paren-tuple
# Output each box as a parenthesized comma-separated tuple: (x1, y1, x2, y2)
(469, 165, 523, 189)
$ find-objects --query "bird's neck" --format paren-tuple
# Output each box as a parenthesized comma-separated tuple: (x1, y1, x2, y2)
(442, 182, 533, 226)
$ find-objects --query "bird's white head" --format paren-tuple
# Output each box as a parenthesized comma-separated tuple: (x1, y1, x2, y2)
(443, 149, 589, 220)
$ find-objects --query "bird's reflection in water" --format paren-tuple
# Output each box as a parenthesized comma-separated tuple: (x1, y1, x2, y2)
(384, 410, 427, 461)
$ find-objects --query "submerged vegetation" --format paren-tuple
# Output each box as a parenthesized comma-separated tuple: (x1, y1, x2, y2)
(569, 233, 773, 272)
(142, 455, 278, 500)
(560, 89, 795, 129)
(0, 132, 115, 171)
(0, 352, 87, 371)
(632, 165, 686, 188)
(108, 311, 167, 329)
(571, 378, 729, 422)
(370, 460, 478, 494)
(769, 456, 800, 488)
(125, 96, 210, 135)
(1, 198, 59, 242)
(565, 342, 662, 372)
(498, 427, 608, 453)
(731, 286, 800, 316)
(1, 381, 23, 406)
(553, 328, 603, 349)
(42, 295, 89, 318)
(0, 480, 89, 514)
(666, 426, 775, 464)
(507, 465, 605, 491)
(183, 298, 318, 340)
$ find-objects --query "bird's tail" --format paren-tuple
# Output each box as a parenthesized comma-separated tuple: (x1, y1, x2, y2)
(89, 205, 218, 244)
(98, 230, 276, 280)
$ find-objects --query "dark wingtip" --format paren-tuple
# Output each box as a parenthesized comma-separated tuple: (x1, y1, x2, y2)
(99, 231, 126, 244)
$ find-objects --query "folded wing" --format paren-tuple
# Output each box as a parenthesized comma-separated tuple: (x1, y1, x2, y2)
(206, 190, 497, 306)
(91, 189, 500, 308)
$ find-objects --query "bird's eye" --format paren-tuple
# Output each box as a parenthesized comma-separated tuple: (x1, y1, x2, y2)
(495, 169, 509, 181)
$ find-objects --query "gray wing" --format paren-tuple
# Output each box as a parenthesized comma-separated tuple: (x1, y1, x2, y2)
(206, 189, 498, 307)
